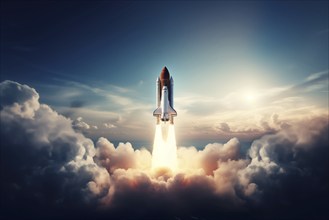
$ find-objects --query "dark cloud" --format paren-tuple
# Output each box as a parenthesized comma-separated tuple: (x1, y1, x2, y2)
(70, 100, 85, 108)
(0, 80, 110, 218)
(1, 80, 328, 220)
(240, 117, 329, 218)
(218, 122, 231, 132)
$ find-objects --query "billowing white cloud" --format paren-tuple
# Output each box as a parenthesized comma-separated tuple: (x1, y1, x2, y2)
(72, 116, 98, 132)
(0, 80, 110, 209)
(0, 80, 40, 118)
(103, 122, 116, 129)
(1, 80, 328, 219)
(95, 137, 151, 173)
(72, 116, 91, 129)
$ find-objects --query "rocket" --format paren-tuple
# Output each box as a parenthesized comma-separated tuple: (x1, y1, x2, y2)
(153, 67, 177, 124)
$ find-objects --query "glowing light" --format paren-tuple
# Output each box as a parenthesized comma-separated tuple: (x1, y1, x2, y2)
(151, 123, 177, 171)
(243, 90, 258, 104)
(245, 93, 255, 102)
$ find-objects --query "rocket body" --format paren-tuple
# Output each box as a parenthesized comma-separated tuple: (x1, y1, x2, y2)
(153, 67, 177, 124)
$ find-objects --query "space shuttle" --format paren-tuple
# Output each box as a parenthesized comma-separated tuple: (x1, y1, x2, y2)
(153, 67, 177, 124)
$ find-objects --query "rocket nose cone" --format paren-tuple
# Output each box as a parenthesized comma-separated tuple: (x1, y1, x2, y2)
(160, 66, 170, 79)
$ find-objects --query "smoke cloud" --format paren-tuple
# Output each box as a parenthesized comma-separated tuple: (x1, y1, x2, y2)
(1, 80, 328, 220)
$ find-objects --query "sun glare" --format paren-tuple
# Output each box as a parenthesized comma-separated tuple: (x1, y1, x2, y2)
(245, 93, 255, 102)
(244, 91, 257, 104)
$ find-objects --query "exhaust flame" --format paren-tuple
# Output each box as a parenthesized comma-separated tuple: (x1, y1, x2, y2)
(151, 123, 177, 171)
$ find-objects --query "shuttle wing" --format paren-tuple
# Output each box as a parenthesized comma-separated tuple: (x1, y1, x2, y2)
(168, 105, 177, 116)
(153, 107, 162, 116)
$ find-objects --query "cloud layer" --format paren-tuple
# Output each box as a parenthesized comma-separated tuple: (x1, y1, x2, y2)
(0, 81, 110, 217)
(1, 80, 328, 220)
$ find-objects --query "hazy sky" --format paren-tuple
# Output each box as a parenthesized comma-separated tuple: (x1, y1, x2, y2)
(1, 1, 328, 146)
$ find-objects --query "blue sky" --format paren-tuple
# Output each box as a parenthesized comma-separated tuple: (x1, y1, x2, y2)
(1, 1, 328, 146)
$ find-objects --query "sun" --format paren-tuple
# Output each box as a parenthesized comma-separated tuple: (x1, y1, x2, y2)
(243, 90, 258, 105)
(245, 93, 256, 102)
